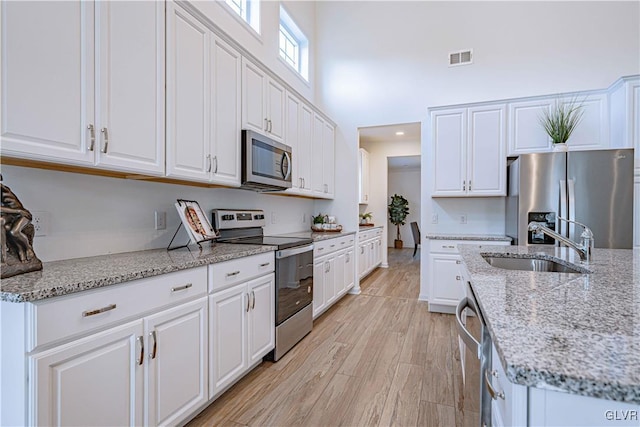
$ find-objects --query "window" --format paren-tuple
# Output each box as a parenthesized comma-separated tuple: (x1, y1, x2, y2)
(279, 6, 308, 81)
(224, 0, 260, 34)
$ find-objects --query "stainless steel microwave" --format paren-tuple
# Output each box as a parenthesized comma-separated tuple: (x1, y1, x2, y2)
(241, 129, 292, 192)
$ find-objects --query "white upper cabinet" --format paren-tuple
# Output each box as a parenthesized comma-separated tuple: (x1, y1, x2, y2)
(508, 92, 609, 155)
(323, 121, 336, 198)
(1, 0, 164, 174)
(358, 148, 370, 204)
(431, 104, 506, 197)
(310, 114, 335, 199)
(242, 58, 285, 143)
(609, 76, 640, 173)
(166, 3, 241, 186)
(285, 91, 313, 195)
(467, 105, 506, 195)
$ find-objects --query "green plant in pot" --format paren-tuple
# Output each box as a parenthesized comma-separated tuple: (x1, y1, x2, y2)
(539, 97, 584, 151)
(388, 194, 409, 249)
(359, 212, 373, 225)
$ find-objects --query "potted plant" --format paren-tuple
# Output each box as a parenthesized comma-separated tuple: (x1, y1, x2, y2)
(539, 97, 584, 151)
(388, 194, 409, 249)
(359, 212, 373, 225)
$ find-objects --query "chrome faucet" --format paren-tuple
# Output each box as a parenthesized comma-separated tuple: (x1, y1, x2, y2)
(528, 217, 594, 262)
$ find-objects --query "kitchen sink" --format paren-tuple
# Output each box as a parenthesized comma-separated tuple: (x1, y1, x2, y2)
(481, 255, 585, 273)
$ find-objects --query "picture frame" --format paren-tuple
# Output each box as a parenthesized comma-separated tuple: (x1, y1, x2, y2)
(174, 199, 218, 245)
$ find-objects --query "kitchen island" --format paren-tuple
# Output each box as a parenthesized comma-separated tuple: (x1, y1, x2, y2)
(458, 244, 640, 425)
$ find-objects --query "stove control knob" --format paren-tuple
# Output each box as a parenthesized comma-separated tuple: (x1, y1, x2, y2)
(221, 214, 235, 221)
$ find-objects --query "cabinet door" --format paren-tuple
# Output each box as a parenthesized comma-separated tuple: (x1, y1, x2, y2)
(344, 249, 355, 291)
(335, 251, 347, 298)
(266, 79, 285, 142)
(312, 114, 325, 196)
(209, 283, 247, 398)
(325, 257, 337, 305)
(565, 93, 609, 150)
(359, 148, 370, 204)
(166, 4, 210, 182)
(429, 254, 464, 306)
(30, 320, 143, 427)
(286, 92, 302, 191)
(299, 104, 314, 192)
(312, 260, 326, 318)
(431, 109, 467, 196)
(1, 0, 94, 165)
(211, 35, 241, 186)
(323, 121, 336, 198)
(242, 58, 267, 135)
(358, 242, 368, 279)
(145, 298, 208, 427)
(467, 105, 506, 196)
(95, 0, 165, 175)
(508, 99, 553, 154)
(248, 274, 275, 364)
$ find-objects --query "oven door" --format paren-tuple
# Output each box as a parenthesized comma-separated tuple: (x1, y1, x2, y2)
(275, 244, 313, 325)
(242, 129, 292, 190)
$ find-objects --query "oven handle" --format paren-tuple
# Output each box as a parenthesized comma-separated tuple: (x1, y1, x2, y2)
(455, 297, 482, 360)
(281, 151, 292, 180)
(276, 244, 314, 259)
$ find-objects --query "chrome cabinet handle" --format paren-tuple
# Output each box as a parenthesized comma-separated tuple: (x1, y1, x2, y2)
(302, 178, 305, 188)
(360, 247, 364, 254)
(259, 262, 270, 267)
(213, 155, 218, 173)
(226, 270, 240, 277)
(150, 330, 158, 359)
(485, 370, 505, 400)
(456, 260, 461, 264)
(137, 336, 144, 366)
(268, 119, 273, 133)
(100, 127, 109, 153)
(246, 293, 250, 312)
(469, 180, 472, 191)
(346, 253, 350, 262)
(443, 245, 455, 249)
(463, 180, 466, 191)
(171, 283, 192, 292)
(251, 290, 255, 309)
(87, 124, 95, 151)
(456, 275, 461, 281)
(82, 303, 116, 317)
(207, 154, 212, 173)
(264, 118, 269, 131)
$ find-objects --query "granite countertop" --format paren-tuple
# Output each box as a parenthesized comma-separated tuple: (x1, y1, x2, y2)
(458, 244, 640, 404)
(359, 225, 383, 231)
(425, 233, 512, 242)
(280, 230, 357, 242)
(1, 243, 276, 303)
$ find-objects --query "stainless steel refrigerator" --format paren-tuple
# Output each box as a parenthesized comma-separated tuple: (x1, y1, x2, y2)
(506, 148, 634, 249)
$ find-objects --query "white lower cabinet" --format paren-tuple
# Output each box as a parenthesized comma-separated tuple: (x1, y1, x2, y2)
(427, 239, 510, 313)
(208, 256, 274, 399)
(30, 320, 145, 427)
(312, 235, 356, 319)
(358, 228, 383, 280)
(488, 344, 640, 427)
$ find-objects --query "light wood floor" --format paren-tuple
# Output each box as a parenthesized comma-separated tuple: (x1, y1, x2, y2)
(188, 248, 478, 427)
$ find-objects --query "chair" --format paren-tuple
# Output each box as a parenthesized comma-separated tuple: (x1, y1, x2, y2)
(410, 222, 420, 257)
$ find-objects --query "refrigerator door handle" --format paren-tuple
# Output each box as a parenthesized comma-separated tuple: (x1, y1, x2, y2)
(567, 178, 576, 241)
(559, 180, 567, 238)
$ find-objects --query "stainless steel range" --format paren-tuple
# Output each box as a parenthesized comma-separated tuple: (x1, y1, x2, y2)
(212, 209, 313, 361)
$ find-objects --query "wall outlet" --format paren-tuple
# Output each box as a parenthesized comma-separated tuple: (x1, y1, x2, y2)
(32, 211, 50, 236)
(459, 214, 468, 224)
(155, 211, 166, 230)
(431, 213, 438, 224)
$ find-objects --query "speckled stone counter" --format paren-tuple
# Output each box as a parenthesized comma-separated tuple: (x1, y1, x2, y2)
(458, 244, 640, 404)
(280, 230, 357, 242)
(1, 243, 276, 303)
(425, 232, 512, 242)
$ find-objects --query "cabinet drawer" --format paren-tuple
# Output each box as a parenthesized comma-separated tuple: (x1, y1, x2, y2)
(359, 230, 374, 242)
(29, 267, 207, 351)
(314, 235, 355, 257)
(490, 344, 514, 426)
(209, 252, 275, 292)
(429, 240, 460, 253)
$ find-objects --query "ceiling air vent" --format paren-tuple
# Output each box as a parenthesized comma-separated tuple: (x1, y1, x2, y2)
(449, 49, 473, 67)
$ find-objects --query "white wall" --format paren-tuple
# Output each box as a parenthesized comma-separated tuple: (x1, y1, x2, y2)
(314, 1, 640, 299)
(360, 139, 421, 266)
(388, 168, 421, 250)
(1, 166, 313, 262)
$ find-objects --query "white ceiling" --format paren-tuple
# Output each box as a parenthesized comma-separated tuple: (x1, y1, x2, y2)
(358, 122, 421, 144)
(388, 155, 421, 171)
